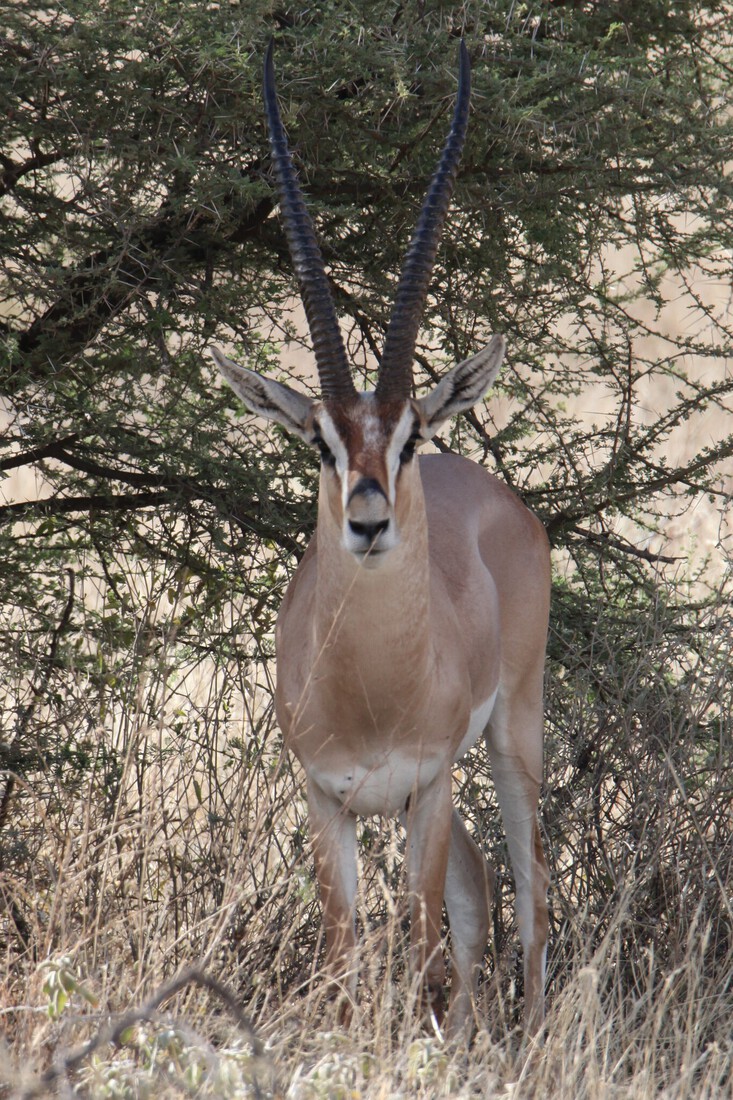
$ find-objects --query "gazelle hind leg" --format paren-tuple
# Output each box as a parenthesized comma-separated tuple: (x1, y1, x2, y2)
(486, 696, 549, 1034)
(444, 808, 495, 1040)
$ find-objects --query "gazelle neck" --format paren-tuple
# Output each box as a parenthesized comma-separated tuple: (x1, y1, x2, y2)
(314, 466, 432, 678)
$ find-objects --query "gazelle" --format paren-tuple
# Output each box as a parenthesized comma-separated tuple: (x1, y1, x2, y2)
(211, 41, 550, 1036)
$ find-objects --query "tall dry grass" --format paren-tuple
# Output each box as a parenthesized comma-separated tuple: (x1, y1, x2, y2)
(0, 535, 731, 1099)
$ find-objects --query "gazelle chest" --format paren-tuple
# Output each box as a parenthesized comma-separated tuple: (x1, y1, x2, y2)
(312, 749, 444, 817)
(302, 689, 498, 818)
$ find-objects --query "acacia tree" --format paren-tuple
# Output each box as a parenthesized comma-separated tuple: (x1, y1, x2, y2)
(1, 0, 731, 1016)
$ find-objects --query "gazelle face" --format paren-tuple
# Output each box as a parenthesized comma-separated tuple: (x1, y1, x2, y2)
(210, 337, 506, 565)
(314, 396, 422, 563)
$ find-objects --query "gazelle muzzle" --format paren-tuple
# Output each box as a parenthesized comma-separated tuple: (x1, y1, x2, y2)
(344, 477, 394, 557)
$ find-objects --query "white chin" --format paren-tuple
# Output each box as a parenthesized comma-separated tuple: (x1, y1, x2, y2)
(352, 547, 387, 568)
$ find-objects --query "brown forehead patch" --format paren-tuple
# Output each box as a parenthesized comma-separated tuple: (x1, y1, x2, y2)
(324, 395, 409, 481)
(325, 396, 406, 441)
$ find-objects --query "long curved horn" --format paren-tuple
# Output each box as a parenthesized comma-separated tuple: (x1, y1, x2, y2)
(263, 41, 355, 400)
(376, 40, 471, 401)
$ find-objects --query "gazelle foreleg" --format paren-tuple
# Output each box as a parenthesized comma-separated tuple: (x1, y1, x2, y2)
(403, 768, 454, 1020)
(486, 695, 549, 1035)
(443, 808, 495, 1039)
(307, 777, 359, 1016)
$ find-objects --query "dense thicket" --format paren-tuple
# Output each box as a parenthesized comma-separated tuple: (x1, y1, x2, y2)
(1, 2, 731, 1083)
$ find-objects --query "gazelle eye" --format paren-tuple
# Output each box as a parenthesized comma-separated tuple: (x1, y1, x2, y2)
(314, 434, 336, 467)
(399, 430, 421, 465)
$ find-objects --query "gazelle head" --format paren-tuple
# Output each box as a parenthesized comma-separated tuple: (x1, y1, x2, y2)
(211, 41, 506, 565)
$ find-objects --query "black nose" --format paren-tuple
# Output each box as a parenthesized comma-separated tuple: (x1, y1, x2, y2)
(348, 518, 389, 543)
(348, 477, 387, 504)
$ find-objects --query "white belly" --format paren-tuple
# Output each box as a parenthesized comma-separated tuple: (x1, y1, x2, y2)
(453, 687, 498, 761)
(312, 690, 498, 817)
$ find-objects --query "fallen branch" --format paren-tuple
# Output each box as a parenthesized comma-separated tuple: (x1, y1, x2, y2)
(20, 966, 266, 1100)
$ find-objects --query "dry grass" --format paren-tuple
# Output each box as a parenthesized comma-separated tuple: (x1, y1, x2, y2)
(1, 545, 731, 1099)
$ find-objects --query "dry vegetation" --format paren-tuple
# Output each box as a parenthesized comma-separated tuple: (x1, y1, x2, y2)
(1, 519, 731, 1099)
(2, 6, 732, 1094)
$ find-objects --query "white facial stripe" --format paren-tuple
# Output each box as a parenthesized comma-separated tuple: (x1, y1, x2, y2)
(315, 409, 354, 517)
(385, 405, 419, 502)
(317, 409, 349, 473)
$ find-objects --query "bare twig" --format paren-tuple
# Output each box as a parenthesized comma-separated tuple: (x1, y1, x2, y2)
(20, 966, 266, 1100)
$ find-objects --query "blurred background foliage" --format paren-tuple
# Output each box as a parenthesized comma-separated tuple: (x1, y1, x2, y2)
(1, 0, 731, 1078)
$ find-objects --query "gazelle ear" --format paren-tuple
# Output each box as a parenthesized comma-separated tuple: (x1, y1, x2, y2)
(210, 346, 317, 443)
(414, 334, 506, 438)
